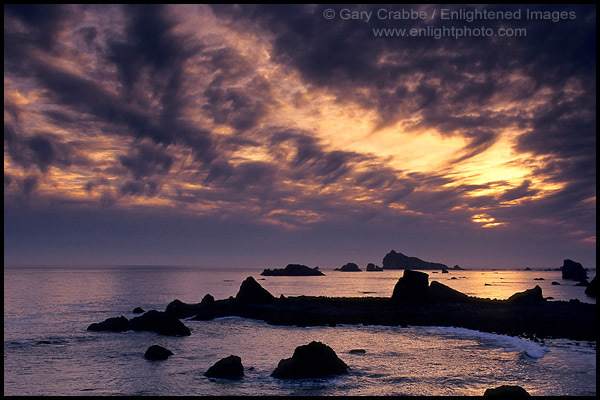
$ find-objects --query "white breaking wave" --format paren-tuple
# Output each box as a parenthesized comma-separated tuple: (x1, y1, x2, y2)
(415, 326, 550, 359)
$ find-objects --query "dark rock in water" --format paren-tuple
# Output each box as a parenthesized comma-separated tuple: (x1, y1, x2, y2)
(349, 349, 366, 354)
(335, 263, 361, 272)
(366, 263, 383, 271)
(441, 269, 449, 273)
(561, 259, 588, 281)
(87, 316, 131, 332)
(453, 265, 464, 270)
(483, 385, 530, 396)
(575, 280, 588, 286)
(37, 340, 52, 345)
(429, 281, 469, 303)
(382, 250, 448, 270)
(144, 345, 173, 361)
(551, 281, 561, 285)
(584, 275, 596, 298)
(524, 267, 532, 271)
(261, 264, 325, 276)
(533, 278, 544, 280)
(204, 355, 244, 379)
(130, 310, 191, 336)
(271, 341, 349, 379)
(89, 311, 191, 335)
(236, 276, 275, 303)
(133, 307, 145, 314)
(507, 286, 545, 305)
(391, 270, 429, 303)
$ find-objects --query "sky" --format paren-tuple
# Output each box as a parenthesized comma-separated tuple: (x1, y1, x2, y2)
(3, 4, 596, 269)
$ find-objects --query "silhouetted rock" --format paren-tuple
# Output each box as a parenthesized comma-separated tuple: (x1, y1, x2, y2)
(483, 385, 530, 396)
(441, 269, 449, 273)
(201, 294, 215, 305)
(506, 286, 545, 305)
(204, 355, 244, 379)
(133, 307, 145, 314)
(271, 341, 349, 379)
(87, 316, 130, 332)
(561, 259, 588, 281)
(524, 267, 532, 271)
(261, 264, 324, 276)
(335, 263, 361, 272)
(533, 278, 544, 280)
(391, 269, 429, 302)
(584, 275, 596, 298)
(349, 349, 366, 354)
(144, 345, 173, 361)
(452, 265, 464, 270)
(366, 263, 383, 271)
(382, 250, 448, 270)
(236, 276, 275, 303)
(89, 311, 191, 336)
(130, 310, 191, 336)
(551, 281, 561, 285)
(429, 281, 469, 303)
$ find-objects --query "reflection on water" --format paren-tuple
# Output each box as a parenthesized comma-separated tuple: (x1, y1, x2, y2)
(3, 266, 596, 396)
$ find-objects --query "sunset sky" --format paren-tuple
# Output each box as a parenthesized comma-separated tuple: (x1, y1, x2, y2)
(4, 4, 596, 269)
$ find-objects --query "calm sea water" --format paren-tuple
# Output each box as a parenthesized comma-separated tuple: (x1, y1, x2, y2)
(4, 266, 596, 396)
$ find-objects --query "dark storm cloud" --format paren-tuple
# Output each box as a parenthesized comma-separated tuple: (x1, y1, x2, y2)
(4, 4, 73, 51)
(4, 124, 90, 173)
(213, 3, 596, 224)
(119, 142, 173, 179)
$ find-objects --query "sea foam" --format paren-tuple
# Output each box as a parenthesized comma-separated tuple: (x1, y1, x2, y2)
(416, 326, 549, 359)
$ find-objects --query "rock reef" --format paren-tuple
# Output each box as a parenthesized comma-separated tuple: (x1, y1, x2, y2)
(166, 271, 595, 340)
(89, 271, 596, 341)
(87, 310, 191, 336)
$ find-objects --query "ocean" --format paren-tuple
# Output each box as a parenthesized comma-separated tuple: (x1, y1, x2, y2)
(3, 266, 596, 396)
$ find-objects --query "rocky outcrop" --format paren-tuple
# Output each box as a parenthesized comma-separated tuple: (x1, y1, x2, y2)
(584, 275, 596, 298)
(391, 269, 429, 302)
(429, 281, 469, 303)
(90, 275, 596, 341)
(144, 345, 173, 360)
(87, 316, 130, 332)
(561, 259, 588, 281)
(88, 310, 191, 336)
(382, 250, 448, 270)
(261, 264, 325, 276)
(483, 385, 530, 396)
(506, 286, 545, 305)
(236, 276, 276, 303)
(271, 341, 349, 379)
(204, 355, 244, 379)
(366, 263, 383, 271)
(335, 263, 361, 272)
(133, 307, 145, 314)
